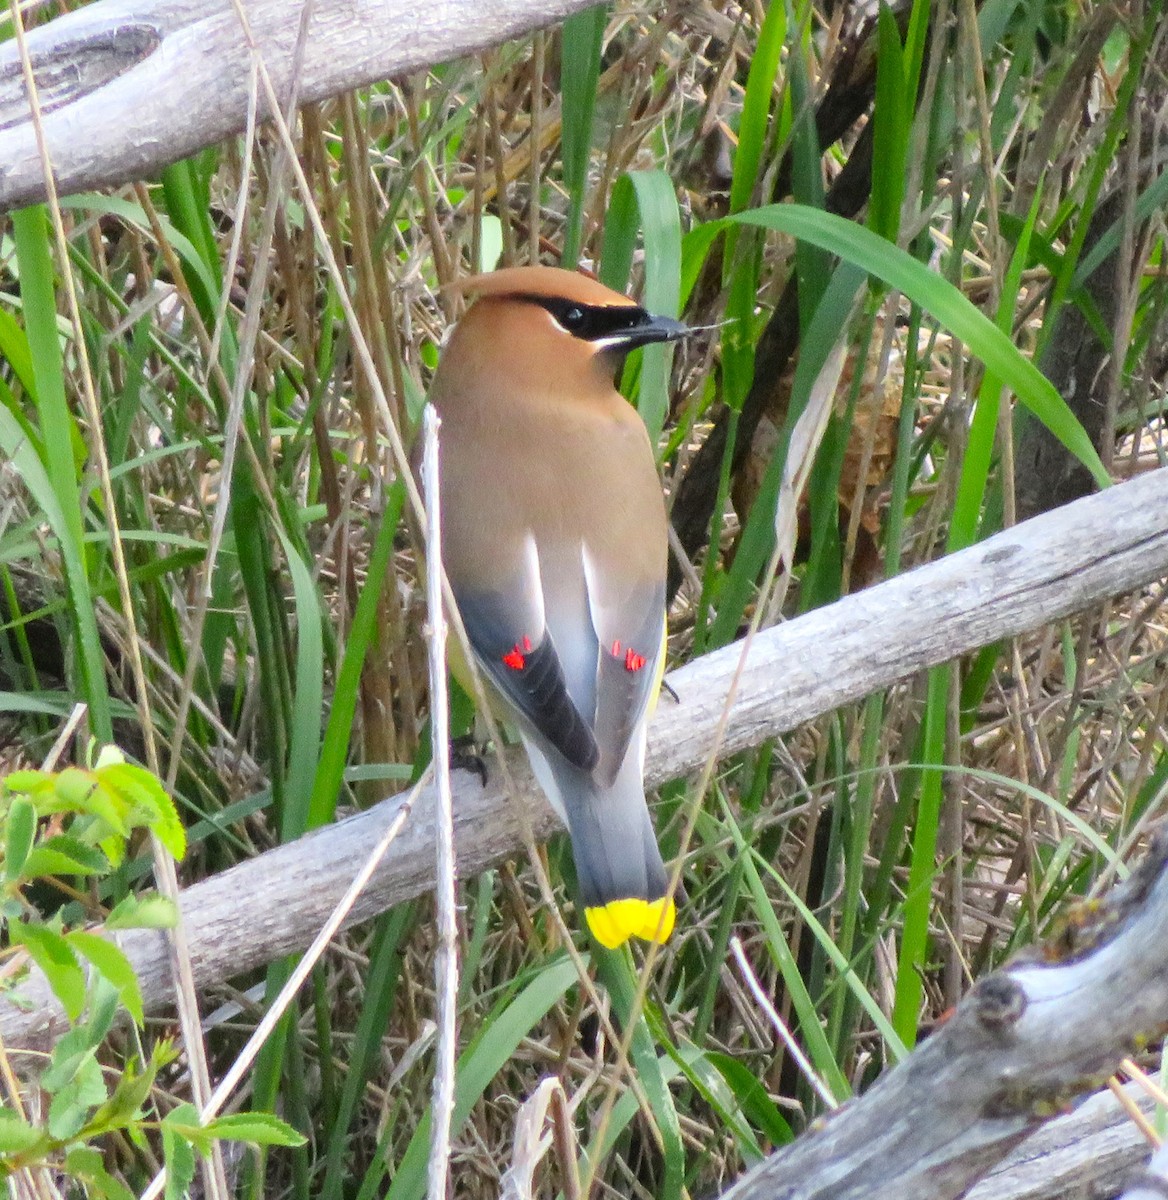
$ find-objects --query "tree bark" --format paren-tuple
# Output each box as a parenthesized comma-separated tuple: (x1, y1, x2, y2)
(0, 0, 598, 211)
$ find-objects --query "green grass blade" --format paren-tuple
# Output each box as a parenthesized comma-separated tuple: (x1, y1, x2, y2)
(307, 482, 405, 829)
(318, 906, 412, 1200)
(377, 956, 579, 1200)
(892, 665, 949, 1047)
(728, 205, 1111, 486)
(722, 796, 851, 1103)
(8, 207, 110, 739)
(600, 170, 682, 444)
(708, 263, 865, 647)
(869, 4, 909, 242)
(729, 2, 787, 215)
(949, 186, 1042, 551)
(559, 5, 607, 265)
(594, 946, 685, 1200)
(275, 527, 325, 841)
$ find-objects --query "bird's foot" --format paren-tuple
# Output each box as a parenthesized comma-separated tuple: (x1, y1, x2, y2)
(449, 733, 488, 786)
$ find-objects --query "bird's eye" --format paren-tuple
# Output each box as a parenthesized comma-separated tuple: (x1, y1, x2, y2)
(561, 306, 585, 330)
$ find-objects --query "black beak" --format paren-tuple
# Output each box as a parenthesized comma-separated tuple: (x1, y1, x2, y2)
(612, 312, 693, 352)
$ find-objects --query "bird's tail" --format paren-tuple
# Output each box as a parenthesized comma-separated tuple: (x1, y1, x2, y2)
(536, 742, 674, 949)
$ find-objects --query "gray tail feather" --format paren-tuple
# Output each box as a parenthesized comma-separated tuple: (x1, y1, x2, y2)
(548, 753, 668, 908)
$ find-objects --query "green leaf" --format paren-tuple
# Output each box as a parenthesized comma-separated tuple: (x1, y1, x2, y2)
(869, 4, 909, 241)
(66, 1145, 136, 1200)
(5, 795, 36, 882)
(3, 769, 53, 797)
(10, 206, 111, 740)
(48, 1053, 107, 1139)
(729, 0, 787, 214)
(596, 952, 684, 1200)
(308, 483, 404, 828)
(44, 1025, 102, 1091)
(21, 835, 110, 879)
(162, 1116, 198, 1200)
(0, 1109, 45, 1154)
(163, 1102, 220, 1157)
(53, 768, 104, 817)
(68, 930, 145, 1026)
(96, 761, 186, 860)
(662, 1037, 765, 1164)
(706, 1051, 794, 1147)
(275, 525, 324, 840)
(203, 1111, 306, 1148)
(105, 893, 179, 931)
(0, 304, 39, 401)
(88, 1051, 162, 1134)
(9, 921, 85, 1020)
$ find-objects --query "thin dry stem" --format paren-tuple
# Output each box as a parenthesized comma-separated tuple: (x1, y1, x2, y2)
(422, 405, 459, 1200)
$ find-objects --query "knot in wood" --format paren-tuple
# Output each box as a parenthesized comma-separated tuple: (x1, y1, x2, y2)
(0, 26, 160, 132)
(971, 974, 1026, 1032)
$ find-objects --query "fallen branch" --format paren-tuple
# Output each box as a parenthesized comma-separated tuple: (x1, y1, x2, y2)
(720, 825, 1168, 1200)
(2, 467, 1167, 1054)
(967, 1084, 1156, 1200)
(0, 0, 597, 211)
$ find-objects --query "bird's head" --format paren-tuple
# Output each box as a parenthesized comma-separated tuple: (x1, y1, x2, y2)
(435, 266, 691, 396)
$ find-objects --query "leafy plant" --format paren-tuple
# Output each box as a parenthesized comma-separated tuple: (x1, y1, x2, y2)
(0, 746, 302, 1196)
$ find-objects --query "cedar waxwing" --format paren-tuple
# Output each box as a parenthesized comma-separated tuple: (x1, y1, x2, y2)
(427, 265, 690, 948)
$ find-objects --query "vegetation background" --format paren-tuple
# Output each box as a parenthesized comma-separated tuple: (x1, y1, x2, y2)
(1, 0, 1166, 1196)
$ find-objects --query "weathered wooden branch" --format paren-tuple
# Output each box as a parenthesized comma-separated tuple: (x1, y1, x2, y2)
(0, 0, 598, 212)
(968, 1085, 1155, 1200)
(722, 826, 1168, 1200)
(3, 465, 1167, 1059)
(1121, 1141, 1168, 1200)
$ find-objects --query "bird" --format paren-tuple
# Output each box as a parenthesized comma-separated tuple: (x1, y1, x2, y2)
(425, 265, 690, 948)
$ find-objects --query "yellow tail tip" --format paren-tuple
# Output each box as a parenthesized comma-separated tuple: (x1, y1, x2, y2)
(585, 897, 676, 949)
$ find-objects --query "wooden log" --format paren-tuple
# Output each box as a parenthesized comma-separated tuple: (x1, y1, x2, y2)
(967, 1085, 1154, 1200)
(0, 0, 599, 211)
(3, 466, 1168, 1053)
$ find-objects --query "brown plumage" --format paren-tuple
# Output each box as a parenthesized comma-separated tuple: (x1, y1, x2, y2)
(427, 265, 690, 947)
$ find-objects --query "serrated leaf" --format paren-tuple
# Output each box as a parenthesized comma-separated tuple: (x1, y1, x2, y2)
(3, 770, 52, 797)
(105, 893, 178, 931)
(99, 763, 186, 860)
(163, 1102, 214, 1157)
(22, 835, 110, 879)
(5, 795, 36, 882)
(44, 1025, 101, 1090)
(162, 1123, 197, 1200)
(68, 931, 144, 1025)
(99, 832, 126, 869)
(65, 1146, 135, 1200)
(0, 1109, 45, 1154)
(203, 1111, 306, 1148)
(81, 781, 130, 837)
(53, 767, 100, 810)
(48, 1054, 107, 1139)
(88, 1055, 158, 1133)
(9, 921, 85, 1020)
